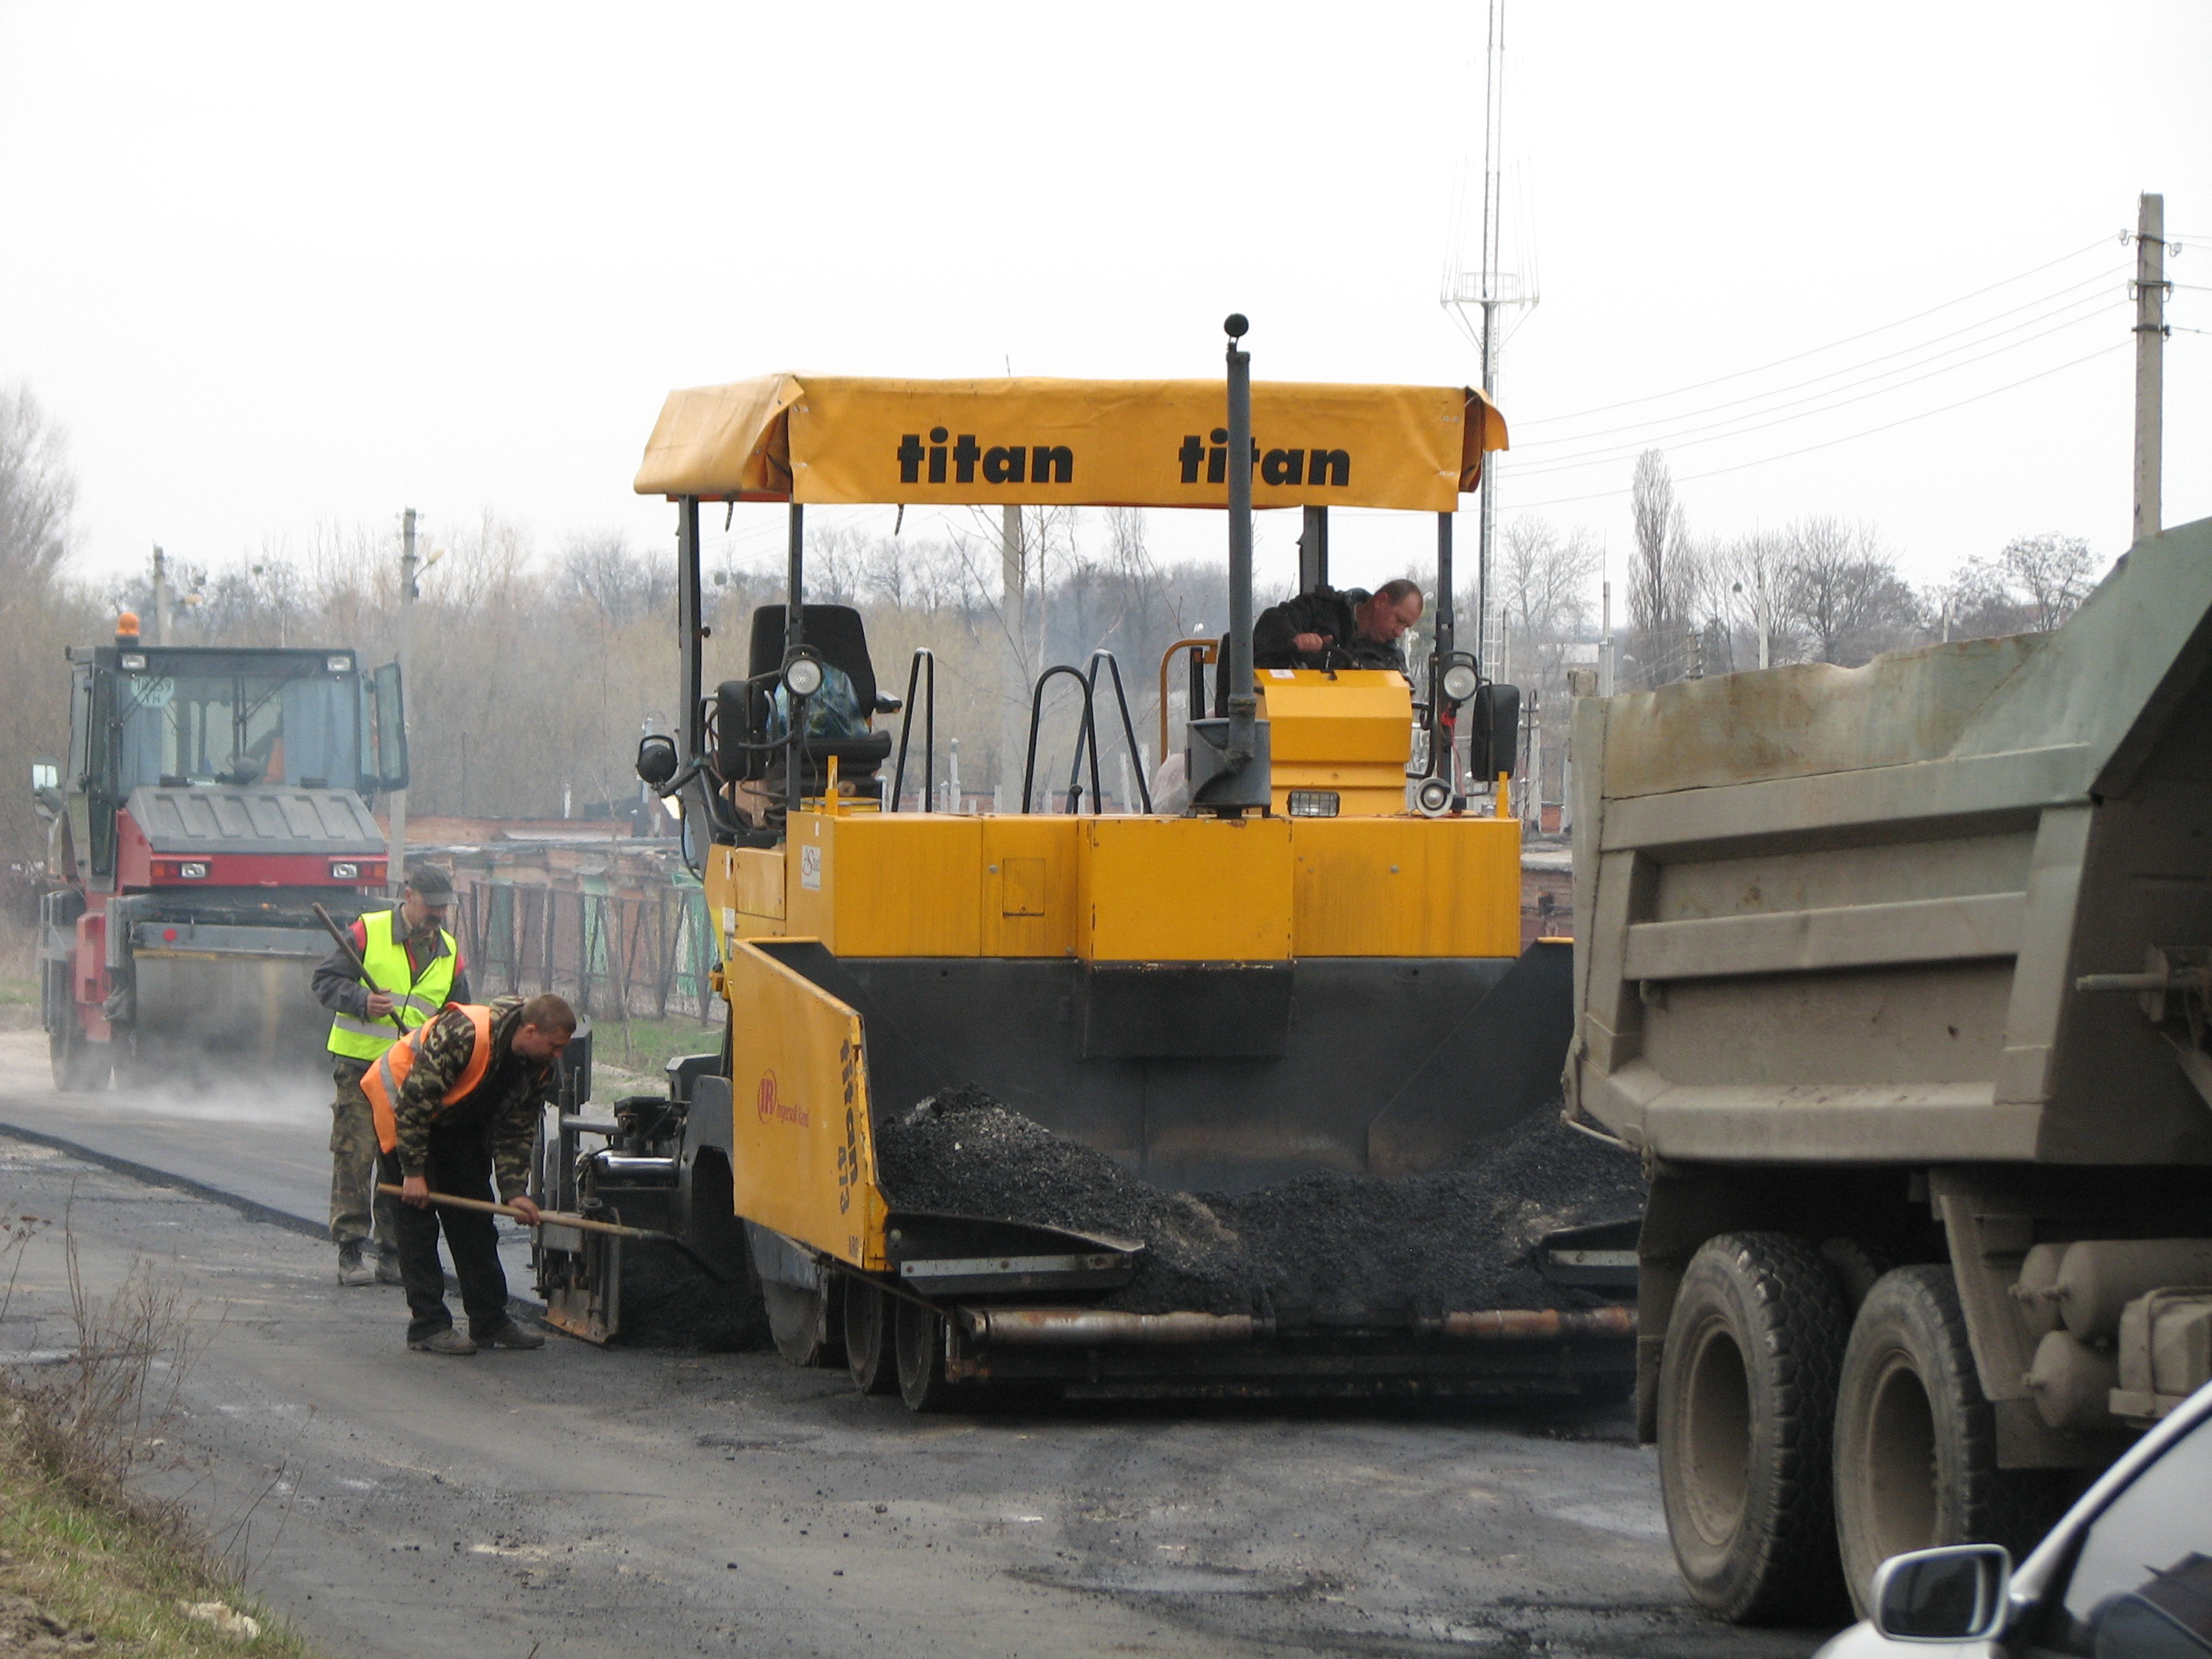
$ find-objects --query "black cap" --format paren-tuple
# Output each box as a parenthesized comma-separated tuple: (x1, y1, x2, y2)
(403, 863, 454, 899)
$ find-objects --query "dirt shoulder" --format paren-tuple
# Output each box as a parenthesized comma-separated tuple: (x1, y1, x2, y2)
(0, 1421, 323, 1657)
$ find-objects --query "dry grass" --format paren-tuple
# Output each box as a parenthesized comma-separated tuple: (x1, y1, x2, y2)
(0, 1212, 328, 1656)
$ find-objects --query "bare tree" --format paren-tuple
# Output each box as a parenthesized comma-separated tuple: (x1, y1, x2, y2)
(1939, 533, 2099, 642)
(561, 532, 672, 625)
(1627, 449, 1700, 686)
(0, 388, 93, 895)
(0, 385, 75, 588)
(1708, 533, 1797, 671)
(1627, 450, 1673, 640)
(2001, 533, 2097, 633)
(1497, 516, 1600, 682)
(1782, 517, 1922, 666)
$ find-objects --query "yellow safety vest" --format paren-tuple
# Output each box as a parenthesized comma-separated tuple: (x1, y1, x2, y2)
(326, 908, 460, 1060)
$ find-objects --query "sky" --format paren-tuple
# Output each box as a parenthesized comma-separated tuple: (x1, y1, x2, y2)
(2, 1, 2207, 611)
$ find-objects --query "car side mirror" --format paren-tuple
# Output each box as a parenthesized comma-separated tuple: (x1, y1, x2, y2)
(1871, 1544, 2012, 1644)
(30, 756, 63, 822)
(635, 734, 680, 789)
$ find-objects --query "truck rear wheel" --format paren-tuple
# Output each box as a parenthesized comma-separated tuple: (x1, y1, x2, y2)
(1833, 1265, 2071, 1617)
(843, 1280, 899, 1395)
(1657, 1232, 1850, 1624)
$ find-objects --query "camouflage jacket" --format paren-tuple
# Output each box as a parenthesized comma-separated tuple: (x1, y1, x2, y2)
(392, 995, 551, 1199)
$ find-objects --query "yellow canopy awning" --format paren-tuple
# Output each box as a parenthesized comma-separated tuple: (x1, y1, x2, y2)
(634, 375, 1507, 512)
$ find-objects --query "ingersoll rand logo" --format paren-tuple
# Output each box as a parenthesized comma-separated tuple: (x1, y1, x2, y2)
(756, 1071, 808, 1127)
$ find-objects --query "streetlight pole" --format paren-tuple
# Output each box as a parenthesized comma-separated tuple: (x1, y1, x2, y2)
(386, 509, 418, 898)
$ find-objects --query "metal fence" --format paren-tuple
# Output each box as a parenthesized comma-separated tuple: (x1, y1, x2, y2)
(452, 873, 718, 1024)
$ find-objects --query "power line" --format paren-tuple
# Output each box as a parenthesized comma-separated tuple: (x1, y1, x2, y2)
(1507, 301, 2126, 478)
(1511, 238, 2115, 428)
(1499, 340, 2127, 510)
(1522, 270, 2123, 456)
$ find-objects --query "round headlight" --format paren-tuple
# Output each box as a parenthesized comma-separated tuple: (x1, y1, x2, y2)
(634, 733, 679, 787)
(1441, 661, 1481, 705)
(783, 655, 825, 699)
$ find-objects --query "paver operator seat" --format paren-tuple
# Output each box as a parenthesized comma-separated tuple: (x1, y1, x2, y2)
(716, 603, 896, 796)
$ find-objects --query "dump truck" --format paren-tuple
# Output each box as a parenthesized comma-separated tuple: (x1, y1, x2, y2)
(526, 324, 1643, 1405)
(31, 618, 410, 1089)
(1565, 515, 2212, 1621)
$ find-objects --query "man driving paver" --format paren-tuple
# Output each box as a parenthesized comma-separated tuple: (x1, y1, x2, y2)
(1252, 578, 1425, 673)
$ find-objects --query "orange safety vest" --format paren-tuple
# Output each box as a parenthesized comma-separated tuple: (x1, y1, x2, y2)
(360, 1004, 496, 1155)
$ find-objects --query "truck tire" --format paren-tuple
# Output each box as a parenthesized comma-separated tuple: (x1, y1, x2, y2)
(1657, 1232, 1851, 1624)
(1833, 1265, 2071, 1617)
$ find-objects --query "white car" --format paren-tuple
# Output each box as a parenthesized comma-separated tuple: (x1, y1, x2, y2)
(1818, 1380, 2212, 1657)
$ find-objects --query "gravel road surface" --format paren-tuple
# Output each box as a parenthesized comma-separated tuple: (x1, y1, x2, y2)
(0, 1039, 1831, 1658)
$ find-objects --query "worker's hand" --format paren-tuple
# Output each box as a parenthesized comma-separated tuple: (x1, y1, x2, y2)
(505, 1193, 543, 1227)
(1292, 632, 1331, 654)
(364, 991, 397, 1018)
(400, 1174, 432, 1209)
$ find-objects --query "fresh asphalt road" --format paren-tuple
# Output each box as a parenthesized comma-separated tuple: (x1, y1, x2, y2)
(0, 1034, 1833, 1659)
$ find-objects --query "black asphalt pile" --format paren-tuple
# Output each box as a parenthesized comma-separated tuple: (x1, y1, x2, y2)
(617, 1240, 768, 1352)
(873, 1086, 1644, 1318)
(873, 1086, 1266, 1313)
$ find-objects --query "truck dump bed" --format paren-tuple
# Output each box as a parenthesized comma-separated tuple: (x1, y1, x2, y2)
(1568, 518, 2212, 1170)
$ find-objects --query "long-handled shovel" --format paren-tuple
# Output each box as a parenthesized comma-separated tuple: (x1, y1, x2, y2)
(376, 1183, 727, 1281)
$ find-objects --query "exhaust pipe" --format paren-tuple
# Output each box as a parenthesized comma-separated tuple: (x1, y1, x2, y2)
(961, 1309, 1269, 1346)
(959, 1305, 1635, 1346)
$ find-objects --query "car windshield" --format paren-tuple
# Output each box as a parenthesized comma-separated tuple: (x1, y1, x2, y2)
(2050, 1410, 2212, 1655)
(112, 670, 359, 790)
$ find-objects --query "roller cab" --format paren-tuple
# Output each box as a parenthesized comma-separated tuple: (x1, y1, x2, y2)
(34, 635, 408, 1090)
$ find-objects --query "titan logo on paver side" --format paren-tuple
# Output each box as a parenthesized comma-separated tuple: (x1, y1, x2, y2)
(895, 430, 1353, 489)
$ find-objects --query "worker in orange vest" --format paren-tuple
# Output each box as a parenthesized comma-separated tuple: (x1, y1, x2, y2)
(362, 991, 574, 1354)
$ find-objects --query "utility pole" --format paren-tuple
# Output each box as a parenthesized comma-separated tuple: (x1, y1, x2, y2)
(1441, 0, 1534, 690)
(386, 508, 418, 897)
(1478, 297, 1500, 680)
(1474, 0, 1503, 683)
(149, 546, 171, 644)
(2133, 191, 2167, 544)
(1599, 579, 1614, 697)
(998, 504, 1026, 809)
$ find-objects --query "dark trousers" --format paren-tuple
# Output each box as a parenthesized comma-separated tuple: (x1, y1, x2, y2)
(379, 1130, 513, 1343)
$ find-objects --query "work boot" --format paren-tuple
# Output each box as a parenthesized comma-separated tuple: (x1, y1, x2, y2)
(476, 1320, 545, 1351)
(408, 1328, 478, 1356)
(336, 1243, 377, 1288)
(374, 1248, 403, 1286)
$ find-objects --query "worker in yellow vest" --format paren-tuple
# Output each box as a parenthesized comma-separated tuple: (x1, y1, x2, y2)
(362, 993, 570, 1354)
(309, 865, 471, 1287)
